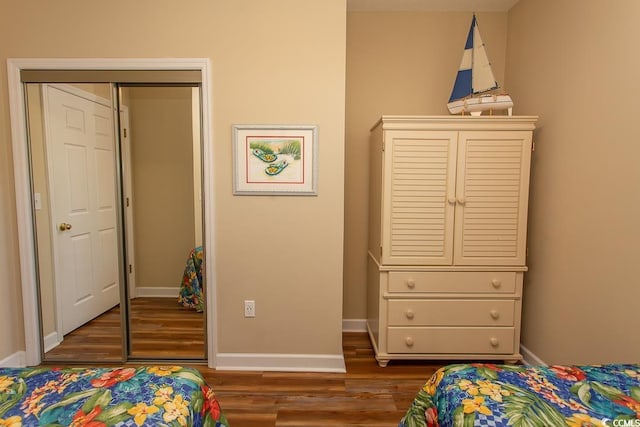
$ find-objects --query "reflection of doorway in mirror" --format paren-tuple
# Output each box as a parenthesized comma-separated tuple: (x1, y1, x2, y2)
(28, 83, 123, 361)
(44, 85, 120, 335)
(26, 82, 206, 362)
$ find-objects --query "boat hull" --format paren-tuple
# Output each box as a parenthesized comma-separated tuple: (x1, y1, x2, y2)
(448, 94, 513, 115)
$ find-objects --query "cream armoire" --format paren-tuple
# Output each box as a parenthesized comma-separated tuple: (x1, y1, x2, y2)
(367, 115, 537, 367)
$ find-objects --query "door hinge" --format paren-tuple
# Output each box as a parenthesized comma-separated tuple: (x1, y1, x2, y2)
(532, 141, 535, 152)
(380, 246, 383, 257)
(129, 264, 132, 273)
(123, 128, 127, 138)
(126, 197, 130, 207)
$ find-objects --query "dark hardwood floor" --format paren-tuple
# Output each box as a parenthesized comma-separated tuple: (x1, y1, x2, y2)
(43, 300, 442, 426)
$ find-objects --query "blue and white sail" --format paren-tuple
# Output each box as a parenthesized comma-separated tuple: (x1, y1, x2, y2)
(447, 15, 513, 115)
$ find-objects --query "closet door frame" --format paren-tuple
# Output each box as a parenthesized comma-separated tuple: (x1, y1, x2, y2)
(7, 58, 217, 368)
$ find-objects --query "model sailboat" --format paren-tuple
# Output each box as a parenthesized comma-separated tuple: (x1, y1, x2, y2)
(447, 15, 513, 116)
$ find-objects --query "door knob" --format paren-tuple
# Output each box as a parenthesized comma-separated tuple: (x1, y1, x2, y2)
(59, 222, 72, 231)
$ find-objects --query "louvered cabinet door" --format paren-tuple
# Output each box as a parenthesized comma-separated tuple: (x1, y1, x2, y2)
(454, 131, 532, 265)
(381, 131, 458, 265)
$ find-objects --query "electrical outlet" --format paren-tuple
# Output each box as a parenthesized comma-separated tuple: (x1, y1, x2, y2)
(244, 300, 256, 318)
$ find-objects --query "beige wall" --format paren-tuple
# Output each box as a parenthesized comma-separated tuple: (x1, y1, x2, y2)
(0, 0, 346, 361)
(506, 0, 640, 364)
(0, 160, 23, 362)
(344, 12, 509, 319)
(0, 80, 25, 360)
(127, 86, 196, 289)
(3, 0, 636, 367)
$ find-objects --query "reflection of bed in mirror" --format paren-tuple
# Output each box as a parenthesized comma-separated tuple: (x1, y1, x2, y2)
(179, 246, 204, 312)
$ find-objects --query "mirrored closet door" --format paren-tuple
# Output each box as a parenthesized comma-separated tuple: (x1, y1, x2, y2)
(23, 75, 206, 363)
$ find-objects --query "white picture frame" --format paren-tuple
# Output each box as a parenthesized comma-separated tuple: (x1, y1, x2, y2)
(232, 124, 318, 195)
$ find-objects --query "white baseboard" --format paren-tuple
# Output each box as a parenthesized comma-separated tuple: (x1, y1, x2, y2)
(342, 318, 367, 332)
(0, 351, 26, 368)
(215, 353, 346, 373)
(134, 286, 180, 298)
(43, 331, 60, 353)
(520, 344, 547, 366)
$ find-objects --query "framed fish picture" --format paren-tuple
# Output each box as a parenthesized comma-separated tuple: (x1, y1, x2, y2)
(232, 124, 318, 195)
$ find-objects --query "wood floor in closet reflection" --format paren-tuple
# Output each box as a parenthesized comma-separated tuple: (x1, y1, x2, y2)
(45, 297, 205, 360)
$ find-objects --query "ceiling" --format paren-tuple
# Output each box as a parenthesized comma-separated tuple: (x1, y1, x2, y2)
(347, 0, 520, 12)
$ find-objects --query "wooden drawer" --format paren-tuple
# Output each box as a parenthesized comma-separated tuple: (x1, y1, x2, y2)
(387, 299, 515, 327)
(388, 271, 516, 294)
(387, 327, 515, 354)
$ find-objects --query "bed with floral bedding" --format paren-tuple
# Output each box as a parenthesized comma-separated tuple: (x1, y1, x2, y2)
(399, 363, 640, 427)
(178, 246, 204, 312)
(0, 365, 229, 426)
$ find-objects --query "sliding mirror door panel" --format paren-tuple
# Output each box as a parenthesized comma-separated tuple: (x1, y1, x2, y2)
(27, 83, 124, 362)
(122, 86, 205, 360)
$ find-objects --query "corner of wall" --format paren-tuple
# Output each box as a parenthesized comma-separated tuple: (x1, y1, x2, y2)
(0, 351, 27, 368)
(520, 344, 547, 366)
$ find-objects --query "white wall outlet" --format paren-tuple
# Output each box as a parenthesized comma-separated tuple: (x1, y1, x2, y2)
(244, 300, 256, 318)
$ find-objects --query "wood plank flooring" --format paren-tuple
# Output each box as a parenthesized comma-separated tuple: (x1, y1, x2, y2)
(201, 333, 441, 427)
(44, 297, 205, 361)
(129, 297, 205, 359)
(44, 303, 124, 361)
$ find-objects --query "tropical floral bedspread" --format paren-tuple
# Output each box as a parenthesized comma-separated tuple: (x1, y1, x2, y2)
(178, 246, 204, 312)
(0, 365, 229, 426)
(399, 363, 640, 427)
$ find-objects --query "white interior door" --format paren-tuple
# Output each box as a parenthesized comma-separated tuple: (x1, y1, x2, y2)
(44, 85, 120, 335)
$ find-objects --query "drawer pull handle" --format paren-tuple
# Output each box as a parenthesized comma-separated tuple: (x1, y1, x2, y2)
(491, 279, 502, 289)
(405, 309, 415, 320)
(405, 337, 414, 347)
(490, 337, 499, 347)
(490, 310, 500, 320)
(406, 278, 416, 289)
